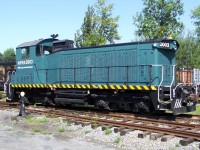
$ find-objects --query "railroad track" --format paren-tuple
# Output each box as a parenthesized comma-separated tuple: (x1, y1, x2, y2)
(0, 100, 200, 145)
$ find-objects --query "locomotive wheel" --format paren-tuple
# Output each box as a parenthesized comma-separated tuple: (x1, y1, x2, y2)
(96, 100, 109, 110)
(132, 101, 153, 113)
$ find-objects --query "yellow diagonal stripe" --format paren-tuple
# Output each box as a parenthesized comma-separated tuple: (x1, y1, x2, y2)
(123, 85, 128, 89)
(151, 86, 157, 90)
(103, 85, 108, 89)
(129, 85, 135, 90)
(116, 85, 122, 89)
(110, 85, 115, 89)
(62, 84, 66, 88)
(77, 85, 81, 88)
(82, 85, 86, 89)
(92, 85, 97, 88)
(136, 85, 142, 90)
(98, 85, 103, 89)
(143, 86, 149, 90)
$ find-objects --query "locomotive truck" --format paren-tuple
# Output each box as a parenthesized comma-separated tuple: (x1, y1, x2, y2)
(5, 37, 198, 115)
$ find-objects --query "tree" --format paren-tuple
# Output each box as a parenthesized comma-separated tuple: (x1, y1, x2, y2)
(74, 0, 120, 47)
(176, 32, 200, 68)
(191, 5, 200, 38)
(75, 6, 99, 47)
(133, 0, 184, 40)
(3, 48, 15, 57)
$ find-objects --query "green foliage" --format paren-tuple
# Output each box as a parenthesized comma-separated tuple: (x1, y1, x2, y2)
(3, 48, 15, 57)
(41, 130, 52, 135)
(24, 115, 49, 124)
(191, 5, 200, 38)
(114, 136, 121, 144)
(187, 105, 200, 115)
(58, 126, 65, 133)
(24, 115, 33, 121)
(195, 105, 200, 115)
(105, 128, 112, 135)
(75, 0, 120, 47)
(32, 128, 41, 133)
(176, 32, 200, 68)
(133, 0, 184, 40)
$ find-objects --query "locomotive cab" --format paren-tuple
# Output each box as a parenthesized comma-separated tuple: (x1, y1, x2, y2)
(6, 38, 57, 102)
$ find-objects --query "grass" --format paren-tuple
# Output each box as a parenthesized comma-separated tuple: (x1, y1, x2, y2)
(58, 126, 65, 133)
(0, 91, 6, 101)
(194, 105, 200, 115)
(105, 128, 112, 135)
(32, 128, 52, 135)
(187, 105, 200, 115)
(24, 115, 49, 124)
(32, 128, 41, 133)
(114, 136, 121, 144)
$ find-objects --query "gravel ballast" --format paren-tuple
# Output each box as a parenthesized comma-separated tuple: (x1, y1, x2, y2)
(0, 109, 199, 150)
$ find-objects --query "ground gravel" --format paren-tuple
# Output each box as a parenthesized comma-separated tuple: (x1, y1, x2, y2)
(0, 109, 199, 150)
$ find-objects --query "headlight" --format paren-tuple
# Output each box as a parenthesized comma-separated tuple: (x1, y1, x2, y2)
(20, 91, 25, 97)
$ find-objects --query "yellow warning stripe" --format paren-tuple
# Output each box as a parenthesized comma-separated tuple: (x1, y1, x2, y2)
(11, 84, 157, 90)
(143, 85, 149, 90)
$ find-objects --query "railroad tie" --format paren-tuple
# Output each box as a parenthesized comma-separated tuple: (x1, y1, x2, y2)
(81, 122, 90, 127)
(120, 129, 133, 136)
(113, 127, 125, 133)
(101, 125, 112, 131)
(161, 135, 175, 142)
(91, 124, 101, 129)
(150, 133, 165, 141)
(138, 131, 151, 138)
(179, 138, 194, 146)
(74, 120, 82, 125)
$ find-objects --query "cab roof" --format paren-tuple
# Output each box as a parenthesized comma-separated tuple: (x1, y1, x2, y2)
(17, 38, 58, 48)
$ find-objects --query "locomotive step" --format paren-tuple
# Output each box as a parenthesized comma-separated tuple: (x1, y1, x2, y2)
(55, 93, 89, 98)
(54, 98, 85, 104)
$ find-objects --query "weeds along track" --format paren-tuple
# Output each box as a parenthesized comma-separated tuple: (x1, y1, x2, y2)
(0, 101, 200, 143)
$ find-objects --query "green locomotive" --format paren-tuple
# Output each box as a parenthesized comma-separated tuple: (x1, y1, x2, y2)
(5, 37, 198, 115)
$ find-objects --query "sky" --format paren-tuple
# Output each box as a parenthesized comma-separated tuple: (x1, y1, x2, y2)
(0, 0, 199, 53)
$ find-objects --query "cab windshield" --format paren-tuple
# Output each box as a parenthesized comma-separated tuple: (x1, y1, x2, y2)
(36, 45, 53, 56)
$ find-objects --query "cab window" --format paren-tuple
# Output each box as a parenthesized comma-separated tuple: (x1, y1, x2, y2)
(21, 47, 30, 59)
(36, 45, 52, 56)
(43, 46, 52, 55)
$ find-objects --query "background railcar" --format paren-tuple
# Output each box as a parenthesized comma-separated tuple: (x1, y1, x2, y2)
(5, 38, 198, 115)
